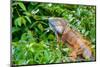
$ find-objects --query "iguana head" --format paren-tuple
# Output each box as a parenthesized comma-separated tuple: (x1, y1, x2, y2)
(48, 17, 68, 34)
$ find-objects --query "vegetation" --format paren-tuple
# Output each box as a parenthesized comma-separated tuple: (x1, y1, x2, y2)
(12, 1, 96, 65)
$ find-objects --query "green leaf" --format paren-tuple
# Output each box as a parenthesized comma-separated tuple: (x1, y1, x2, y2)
(23, 12, 31, 16)
(38, 24, 44, 32)
(21, 17, 26, 26)
(48, 34, 54, 40)
(14, 17, 22, 27)
(14, 17, 26, 27)
(24, 16, 31, 23)
(21, 33, 27, 40)
(31, 9, 39, 14)
(18, 2, 27, 11)
(84, 31, 89, 36)
(81, 29, 85, 34)
(12, 27, 20, 33)
(76, 8, 81, 17)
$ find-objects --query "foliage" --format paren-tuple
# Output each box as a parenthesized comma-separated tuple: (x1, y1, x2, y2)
(12, 1, 96, 65)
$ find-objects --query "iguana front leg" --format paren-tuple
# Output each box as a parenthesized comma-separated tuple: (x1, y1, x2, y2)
(55, 32, 61, 48)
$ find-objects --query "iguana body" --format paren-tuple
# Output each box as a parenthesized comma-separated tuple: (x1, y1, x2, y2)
(48, 17, 93, 61)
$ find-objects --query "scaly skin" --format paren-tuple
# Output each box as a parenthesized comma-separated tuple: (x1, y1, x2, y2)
(48, 17, 93, 61)
(62, 26, 92, 61)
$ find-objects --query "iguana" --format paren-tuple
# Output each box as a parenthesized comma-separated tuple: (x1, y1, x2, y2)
(48, 17, 94, 61)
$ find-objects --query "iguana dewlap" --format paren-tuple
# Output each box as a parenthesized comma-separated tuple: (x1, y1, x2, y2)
(48, 17, 93, 61)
